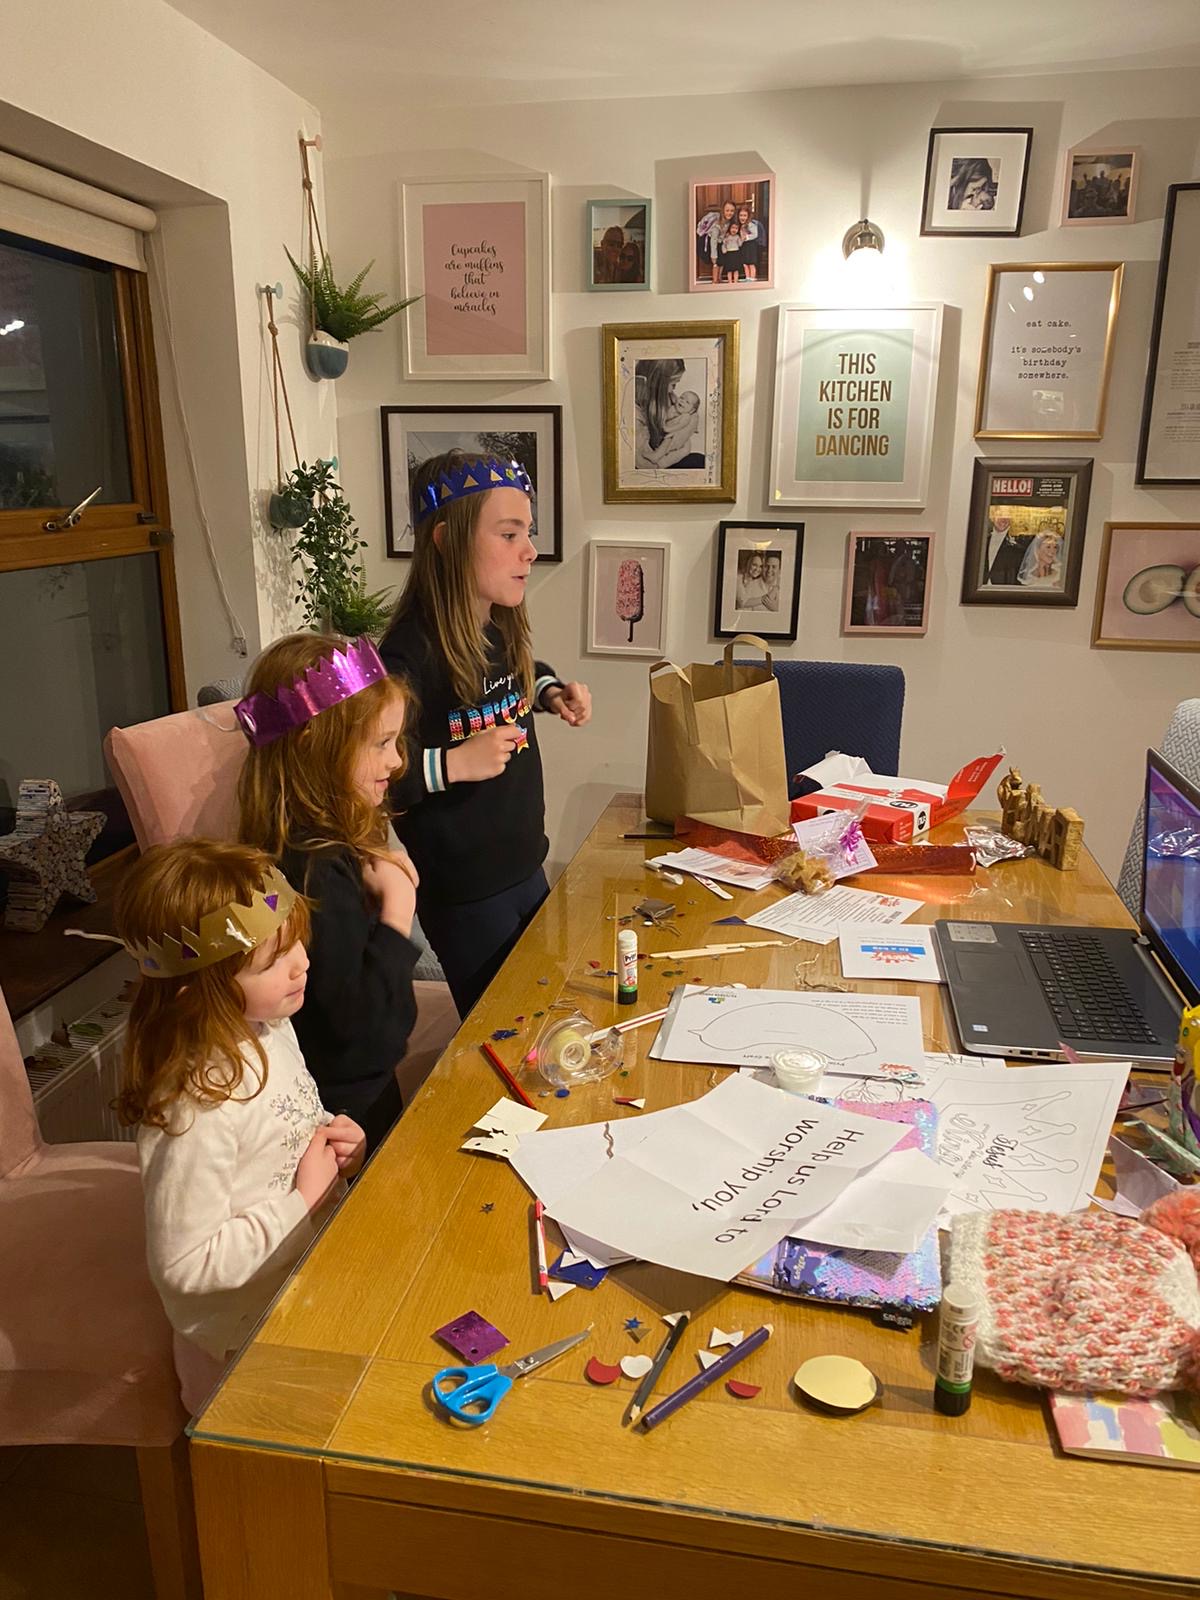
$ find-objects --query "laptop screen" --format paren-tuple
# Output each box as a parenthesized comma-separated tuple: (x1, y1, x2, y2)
(1142, 749, 1200, 1005)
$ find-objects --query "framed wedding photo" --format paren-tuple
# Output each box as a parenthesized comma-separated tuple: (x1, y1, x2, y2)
(587, 539, 670, 656)
(920, 127, 1032, 236)
(601, 320, 739, 504)
(768, 303, 943, 509)
(713, 521, 803, 641)
(1137, 183, 1200, 486)
(975, 262, 1123, 440)
(842, 532, 932, 636)
(690, 174, 774, 292)
(399, 172, 551, 380)
(1092, 522, 1200, 652)
(380, 404, 562, 561)
(1062, 148, 1139, 226)
(961, 457, 1092, 607)
(587, 199, 651, 291)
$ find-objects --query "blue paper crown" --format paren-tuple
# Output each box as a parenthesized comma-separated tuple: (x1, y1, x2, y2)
(414, 456, 533, 520)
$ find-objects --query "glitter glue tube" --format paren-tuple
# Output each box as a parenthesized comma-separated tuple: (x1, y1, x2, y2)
(618, 928, 638, 1005)
(934, 1282, 979, 1416)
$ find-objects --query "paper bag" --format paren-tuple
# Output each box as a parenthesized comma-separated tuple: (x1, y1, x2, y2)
(645, 635, 790, 836)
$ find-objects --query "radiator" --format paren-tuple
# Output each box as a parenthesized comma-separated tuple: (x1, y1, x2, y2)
(26, 994, 134, 1144)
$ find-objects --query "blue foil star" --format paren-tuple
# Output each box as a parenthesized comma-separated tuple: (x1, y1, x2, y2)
(624, 1316, 644, 1334)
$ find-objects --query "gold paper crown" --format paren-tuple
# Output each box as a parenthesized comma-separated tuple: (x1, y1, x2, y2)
(129, 866, 298, 979)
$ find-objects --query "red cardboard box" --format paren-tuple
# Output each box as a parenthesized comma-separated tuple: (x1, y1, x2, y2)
(790, 751, 1005, 844)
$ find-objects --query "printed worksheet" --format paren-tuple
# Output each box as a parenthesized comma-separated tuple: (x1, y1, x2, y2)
(744, 885, 923, 944)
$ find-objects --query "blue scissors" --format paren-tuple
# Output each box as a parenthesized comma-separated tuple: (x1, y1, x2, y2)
(432, 1326, 591, 1426)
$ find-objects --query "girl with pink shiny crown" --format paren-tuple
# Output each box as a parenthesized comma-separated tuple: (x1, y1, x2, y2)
(380, 451, 592, 1017)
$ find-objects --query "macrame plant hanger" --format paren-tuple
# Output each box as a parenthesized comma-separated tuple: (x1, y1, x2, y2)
(298, 133, 325, 349)
(259, 283, 305, 528)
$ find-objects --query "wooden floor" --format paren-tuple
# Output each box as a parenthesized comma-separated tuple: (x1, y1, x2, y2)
(0, 1444, 154, 1600)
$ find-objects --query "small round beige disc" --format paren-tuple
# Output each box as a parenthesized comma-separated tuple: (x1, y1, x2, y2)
(793, 1355, 878, 1413)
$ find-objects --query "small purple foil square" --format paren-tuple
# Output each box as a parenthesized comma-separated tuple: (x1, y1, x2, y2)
(434, 1310, 508, 1363)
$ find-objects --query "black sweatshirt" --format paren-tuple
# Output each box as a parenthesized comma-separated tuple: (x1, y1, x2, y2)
(380, 606, 559, 905)
(282, 844, 419, 1129)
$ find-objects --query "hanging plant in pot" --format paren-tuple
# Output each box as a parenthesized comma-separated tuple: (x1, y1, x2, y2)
(285, 248, 415, 380)
(279, 458, 394, 638)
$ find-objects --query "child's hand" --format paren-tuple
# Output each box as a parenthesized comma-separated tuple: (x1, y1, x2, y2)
(445, 724, 525, 783)
(362, 855, 416, 937)
(544, 680, 592, 727)
(325, 1114, 366, 1176)
(386, 845, 420, 889)
(295, 1125, 340, 1210)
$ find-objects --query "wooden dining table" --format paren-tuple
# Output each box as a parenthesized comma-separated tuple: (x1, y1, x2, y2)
(189, 794, 1200, 1600)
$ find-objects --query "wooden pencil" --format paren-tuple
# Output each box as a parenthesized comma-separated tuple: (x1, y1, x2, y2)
(626, 1311, 690, 1425)
(479, 1040, 535, 1109)
(639, 1323, 773, 1431)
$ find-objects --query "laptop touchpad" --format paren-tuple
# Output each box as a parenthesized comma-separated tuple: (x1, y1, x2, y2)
(955, 950, 1026, 985)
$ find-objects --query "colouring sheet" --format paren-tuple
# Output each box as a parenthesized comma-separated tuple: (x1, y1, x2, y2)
(649, 985, 927, 1077)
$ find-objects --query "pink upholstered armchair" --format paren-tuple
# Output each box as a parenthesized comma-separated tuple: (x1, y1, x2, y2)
(0, 980, 199, 1596)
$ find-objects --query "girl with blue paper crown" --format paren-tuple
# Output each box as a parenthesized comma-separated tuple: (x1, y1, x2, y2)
(381, 450, 592, 1017)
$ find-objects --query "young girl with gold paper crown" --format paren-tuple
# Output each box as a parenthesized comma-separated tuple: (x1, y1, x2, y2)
(115, 839, 365, 1411)
(235, 632, 421, 1154)
(380, 451, 592, 1017)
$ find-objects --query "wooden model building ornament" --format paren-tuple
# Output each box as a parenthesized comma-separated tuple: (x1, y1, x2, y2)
(997, 767, 1085, 870)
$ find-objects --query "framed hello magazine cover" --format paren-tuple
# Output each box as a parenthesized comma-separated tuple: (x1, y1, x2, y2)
(713, 521, 803, 641)
(961, 457, 1092, 607)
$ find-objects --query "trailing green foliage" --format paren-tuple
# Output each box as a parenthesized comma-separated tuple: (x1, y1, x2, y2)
(285, 247, 416, 342)
(278, 458, 393, 638)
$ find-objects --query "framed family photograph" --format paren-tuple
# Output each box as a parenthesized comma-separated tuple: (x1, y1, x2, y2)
(961, 457, 1092, 607)
(399, 172, 551, 380)
(975, 262, 1123, 440)
(587, 199, 651, 290)
(690, 174, 774, 291)
(380, 404, 562, 561)
(587, 539, 670, 656)
(601, 320, 739, 504)
(768, 302, 943, 509)
(842, 532, 933, 636)
(1062, 148, 1139, 226)
(1092, 522, 1200, 652)
(713, 521, 803, 641)
(1137, 182, 1200, 486)
(920, 128, 1032, 236)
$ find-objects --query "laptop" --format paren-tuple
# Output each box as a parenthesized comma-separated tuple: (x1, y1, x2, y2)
(933, 748, 1198, 1066)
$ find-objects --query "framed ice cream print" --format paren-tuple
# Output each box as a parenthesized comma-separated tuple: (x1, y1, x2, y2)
(587, 539, 670, 656)
(399, 173, 551, 379)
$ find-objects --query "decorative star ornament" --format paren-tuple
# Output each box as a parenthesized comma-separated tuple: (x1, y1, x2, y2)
(0, 780, 105, 932)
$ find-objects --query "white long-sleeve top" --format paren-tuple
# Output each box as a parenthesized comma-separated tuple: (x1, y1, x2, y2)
(137, 1018, 333, 1361)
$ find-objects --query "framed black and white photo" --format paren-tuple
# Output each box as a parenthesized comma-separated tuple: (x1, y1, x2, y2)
(1062, 148, 1139, 226)
(961, 457, 1092, 607)
(380, 404, 562, 561)
(975, 263, 1122, 440)
(690, 174, 775, 291)
(920, 128, 1032, 236)
(602, 320, 739, 503)
(842, 533, 933, 636)
(713, 521, 803, 641)
(587, 539, 670, 656)
(587, 199, 651, 291)
(1137, 182, 1200, 486)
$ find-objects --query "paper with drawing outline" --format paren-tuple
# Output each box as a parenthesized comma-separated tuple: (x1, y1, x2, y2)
(649, 984, 927, 1078)
(744, 885, 924, 945)
(838, 924, 942, 983)
(544, 1073, 907, 1280)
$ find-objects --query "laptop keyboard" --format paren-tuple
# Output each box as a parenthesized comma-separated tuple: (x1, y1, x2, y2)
(1019, 930, 1162, 1045)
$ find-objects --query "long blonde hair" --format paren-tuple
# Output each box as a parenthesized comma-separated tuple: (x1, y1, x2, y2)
(237, 632, 411, 868)
(391, 450, 535, 705)
(114, 839, 311, 1131)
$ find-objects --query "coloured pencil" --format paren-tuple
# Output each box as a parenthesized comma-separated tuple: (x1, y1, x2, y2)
(639, 1323, 772, 1431)
(626, 1310, 690, 1425)
(533, 1199, 549, 1291)
(479, 1041, 535, 1109)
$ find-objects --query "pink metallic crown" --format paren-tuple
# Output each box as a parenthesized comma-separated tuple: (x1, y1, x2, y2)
(414, 456, 533, 520)
(234, 636, 388, 747)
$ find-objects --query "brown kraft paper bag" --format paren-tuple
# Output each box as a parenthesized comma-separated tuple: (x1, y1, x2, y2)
(644, 634, 790, 836)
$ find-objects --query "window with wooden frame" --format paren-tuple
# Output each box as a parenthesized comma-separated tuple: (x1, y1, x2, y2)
(0, 226, 184, 1007)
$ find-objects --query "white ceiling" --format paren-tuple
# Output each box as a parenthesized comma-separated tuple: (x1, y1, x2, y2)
(166, 0, 1200, 112)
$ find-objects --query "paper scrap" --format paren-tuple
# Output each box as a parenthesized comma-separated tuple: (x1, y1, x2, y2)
(697, 1349, 722, 1370)
(460, 1096, 547, 1160)
(546, 1281, 576, 1302)
(614, 1096, 647, 1109)
(709, 1327, 745, 1349)
(620, 1354, 654, 1380)
(745, 885, 923, 945)
(663, 1312, 686, 1327)
(798, 1145, 954, 1254)
(647, 848, 775, 893)
(435, 1311, 508, 1363)
(585, 1357, 621, 1385)
(1092, 1135, 1180, 1216)
(838, 924, 942, 984)
(549, 1251, 609, 1290)
(727, 1380, 761, 1399)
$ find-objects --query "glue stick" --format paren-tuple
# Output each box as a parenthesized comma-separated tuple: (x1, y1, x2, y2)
(618, 928, 638, 1006)
(934, 1282, 979, 1417)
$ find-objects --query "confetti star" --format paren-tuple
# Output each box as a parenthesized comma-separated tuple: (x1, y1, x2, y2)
(624, 1316, 644, 1335)
(480, 1203, 495, 1214)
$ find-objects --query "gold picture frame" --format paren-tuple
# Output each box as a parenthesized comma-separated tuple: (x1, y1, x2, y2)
(974, 262, 1122, 440)
(602, 320, 739, 503)
(1091, 520, 1200, 652)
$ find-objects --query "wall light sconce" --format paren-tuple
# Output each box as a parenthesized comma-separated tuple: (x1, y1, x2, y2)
(841, 218, 885, 260)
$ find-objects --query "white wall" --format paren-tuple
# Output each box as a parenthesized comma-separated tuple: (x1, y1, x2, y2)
(1, 0, 335, 692)
(323, 69, 1200, 884)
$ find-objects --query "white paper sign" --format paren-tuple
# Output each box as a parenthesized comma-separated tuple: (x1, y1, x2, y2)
(838, 924, 942, 983)
(545, 1074, 906, 1280)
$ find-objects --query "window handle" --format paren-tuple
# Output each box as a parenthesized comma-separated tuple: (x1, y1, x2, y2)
(43, 485, 102, 531)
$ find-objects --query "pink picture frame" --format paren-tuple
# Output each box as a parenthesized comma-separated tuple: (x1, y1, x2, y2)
(842, 532, 933, 636)
(1061, 147, 1139, 227)
(689, 173, 775, 292)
